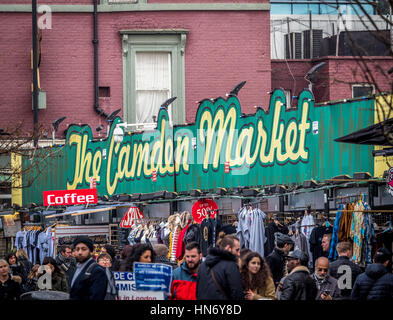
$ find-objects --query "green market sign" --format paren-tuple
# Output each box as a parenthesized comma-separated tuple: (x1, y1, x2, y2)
(23, 89, 375, 205)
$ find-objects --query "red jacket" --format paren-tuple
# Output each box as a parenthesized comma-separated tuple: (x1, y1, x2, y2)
(175, 222, 191, 260)
(170, 261, 197, 300)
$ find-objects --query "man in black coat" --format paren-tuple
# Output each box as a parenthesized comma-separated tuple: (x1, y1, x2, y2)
(69, 236, 108, 300)
(351, 248, 393, 300)
(266, 232, 294, 287)
(329, 241, 362, 299)
(196, 235, 244, 300)
(279, 250, 317, 300)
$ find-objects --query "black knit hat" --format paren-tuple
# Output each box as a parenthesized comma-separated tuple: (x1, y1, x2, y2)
(73, 236, 94, 252)
(374, 248, 392, 264)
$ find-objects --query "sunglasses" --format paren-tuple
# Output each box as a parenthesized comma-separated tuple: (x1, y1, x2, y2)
(317, 268, 328, 272)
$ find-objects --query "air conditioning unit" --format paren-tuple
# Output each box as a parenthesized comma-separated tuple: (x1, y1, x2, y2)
(285, 30, 323, 59)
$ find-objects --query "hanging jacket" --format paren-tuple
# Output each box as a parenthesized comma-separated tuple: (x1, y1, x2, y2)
(170, 261, 198, 300)
(183, 223, 201, 245)
(176, 222, 191, 260)
(249, 209, 267, 258)
(264, 223, 289, 257)
(338, 203, 353, 241)
(291, 232, 308, 256)
(236, 207, 251, 249)
(351, 263, 393, 300)
(309, 225, 333, 266)
(196, 247, 244, 300)
(329, 204, 344, 261)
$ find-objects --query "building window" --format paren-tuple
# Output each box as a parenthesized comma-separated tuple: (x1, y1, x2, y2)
(121, 30, 187, 127)
(352, 84, 375, 98)
(135, 52, 172, 124)
(284, 89, 292, 109)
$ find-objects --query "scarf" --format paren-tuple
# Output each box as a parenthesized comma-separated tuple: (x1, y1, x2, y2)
(313, 273, 327, 290)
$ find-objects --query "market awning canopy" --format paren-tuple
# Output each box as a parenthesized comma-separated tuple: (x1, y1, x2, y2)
(334, 117, 393, 146)
(44, 202, 135, 219)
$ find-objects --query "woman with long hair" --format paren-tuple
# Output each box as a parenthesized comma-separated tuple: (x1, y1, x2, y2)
(22, 264, 40, 293)
(119, 243, 156, 272)
(15, 249, 33, 275)
(41, 257, 69, 293)
(240, 252, 277, 300)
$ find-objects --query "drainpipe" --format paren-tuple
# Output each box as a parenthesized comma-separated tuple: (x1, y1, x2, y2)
(93, 0, 108, 118)
(32, 0, 39, 147)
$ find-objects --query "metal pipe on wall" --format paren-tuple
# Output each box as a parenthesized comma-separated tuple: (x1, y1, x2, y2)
(32, 0, 39, 146)
(93, 0, 108, 119)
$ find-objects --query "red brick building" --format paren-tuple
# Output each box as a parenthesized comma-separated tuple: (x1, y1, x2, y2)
(0, 0, 271, 137)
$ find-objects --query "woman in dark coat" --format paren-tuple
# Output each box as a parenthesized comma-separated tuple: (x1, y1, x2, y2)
(5, 253, 27, 283)
(16, 249, 33, 275)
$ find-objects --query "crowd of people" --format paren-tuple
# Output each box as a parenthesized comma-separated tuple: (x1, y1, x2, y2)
(0, 230, 392, 300)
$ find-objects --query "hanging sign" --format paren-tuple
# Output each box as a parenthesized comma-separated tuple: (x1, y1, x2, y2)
(43, 188, 97, 206)
(113, 272, 164, 300)
(192, 199, 218, 224)
(387, 167, 393, 197)
(119, 206, 144, 228)
(134, 263, 172, 293)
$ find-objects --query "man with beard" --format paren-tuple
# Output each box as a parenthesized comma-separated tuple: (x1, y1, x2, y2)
(69, 236, 107, 300)
(279, 250, 317, 300)
(312, 257, 341, 300)
(56, 245, 77, 287)
(170, 241, 202, 300)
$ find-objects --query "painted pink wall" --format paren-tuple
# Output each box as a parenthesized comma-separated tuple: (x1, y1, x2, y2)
(271, 59, 311, 106)
(0, 10, 270, 137)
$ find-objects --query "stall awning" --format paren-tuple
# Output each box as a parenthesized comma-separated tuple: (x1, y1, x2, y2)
(44, 202, 135, 219)
(334, 117, 393, 146)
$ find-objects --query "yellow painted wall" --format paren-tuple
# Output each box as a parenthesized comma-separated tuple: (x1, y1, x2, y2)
(374, 95, 393, 178)
(11, 152, 22, 206)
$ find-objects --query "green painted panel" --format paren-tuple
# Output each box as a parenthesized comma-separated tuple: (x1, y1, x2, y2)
(22, 89, 375, 206)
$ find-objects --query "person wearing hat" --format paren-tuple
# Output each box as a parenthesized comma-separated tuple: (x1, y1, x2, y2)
(351, 248, 393, 300)
(279, 250, 317, 300)
(69, 236, 108, 300)
(266, 232, 295, 287)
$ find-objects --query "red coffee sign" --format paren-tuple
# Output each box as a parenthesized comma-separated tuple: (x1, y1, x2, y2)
(191, 199, 219, 224)
(43, 189, 98, 206)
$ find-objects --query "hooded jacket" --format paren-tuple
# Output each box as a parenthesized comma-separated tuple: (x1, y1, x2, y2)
(170, 261, 198, 300)
(196, 247, 244, 300)
(279, 266, 317, 300)
(351, 263, 393, 300)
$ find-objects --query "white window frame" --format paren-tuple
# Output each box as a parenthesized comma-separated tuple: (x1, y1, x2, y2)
(121, 30, 187, 128)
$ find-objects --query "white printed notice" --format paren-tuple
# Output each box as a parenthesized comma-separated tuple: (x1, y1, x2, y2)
(113, 272, 165, 300)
